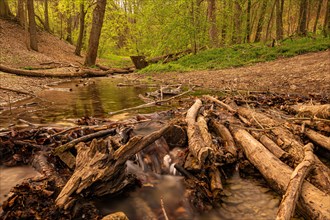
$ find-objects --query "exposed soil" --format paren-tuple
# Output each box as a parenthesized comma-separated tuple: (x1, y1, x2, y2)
(137, 50, 330, 97)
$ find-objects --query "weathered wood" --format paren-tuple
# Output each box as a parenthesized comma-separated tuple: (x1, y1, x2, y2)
(130, 56, 148, 69)
(209, 167, 223, 198)
(210, 119, 237, 158)
(237, 107, 330, 193)
(304, 128, 330, 151)
(102, 212, 129, 220)
(53, 128, 116, 154)
(290, 104, 330, 119)
(55, 125, 171, 208)
(186, 99, 213, 165)
(230, 127, 330, 219)
(276, 143, 315, 220)
(203, 95, 237, 113)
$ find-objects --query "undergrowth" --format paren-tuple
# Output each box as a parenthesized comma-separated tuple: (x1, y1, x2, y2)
(139, 37, 330, 73)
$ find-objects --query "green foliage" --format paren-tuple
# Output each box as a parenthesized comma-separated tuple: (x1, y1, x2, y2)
(140, 37, 330, 73)
(98, 54, 132, 68)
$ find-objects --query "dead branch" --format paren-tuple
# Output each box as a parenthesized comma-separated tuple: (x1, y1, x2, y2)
(203, 95, 237, 113)
(289, 104, 330, 119)
(276, 143, 315, 220)
(304, 128, 330, 151)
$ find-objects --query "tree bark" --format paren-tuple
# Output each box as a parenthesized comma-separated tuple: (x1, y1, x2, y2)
(66, 15, 73, 44)
(233, 0, 242, 44)
(304, 128, 330, 151)
(246, 0, 251, 43)
(230, 127, 330, 219)
(323, 0, 330, 37)
(276, 0, 284, 40)
(84, 0, 107, 66)
(44, 0, 50, 32)
(255, 0, 268, 42)
(313, 0, 322, 33)
(17, 0, 25, 26)
(207, 0, 218, 47)
(297, 0, 308, 36)
(276, 143, 315, 220)
(186, 99, 214, 165)
(27, 0, 38, 51)
(75, 3, 86, 56)
(0, 0, 12, 19)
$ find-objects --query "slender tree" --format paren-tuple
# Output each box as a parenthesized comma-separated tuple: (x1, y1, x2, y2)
(323, 0, 330, 37)
(84, 0, 107, 66)
(17, 0, 25, 26)
(233, 0, 242, 44)
(313, 0, 322, 33)
(255, 0, 268, 42)
(276, 0, 284, 40)
(207, 0, 218, 47)
(44, 0, 50, 32)
(246, 0, 251, 43)
(297, 0, 308, 36)
(66, 15, 73, 44)
(27, 0, 38, 51)
(0, 0, 12, 18)
(75, 2, 86, 56)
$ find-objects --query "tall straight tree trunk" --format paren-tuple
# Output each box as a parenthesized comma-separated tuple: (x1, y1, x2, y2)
(44, 0, 50, 32)
(313, 0, 322, 33)
(17, 0, 25, 26)
(276, 0, 284, 40)
(0, 0, 12, 18)
(255, 0, 268, 42)
(246, 0, 251, 42)
(297, 0, 308, 36)
(266, 0, 276, 41)
(323, 0, 330, 37)
(75, 3, 86, 56)
(84, 0, 107, 66)
(66, 16, 73, 44)
(207, 0, 218, 47)
(233, 1, 242, 44)
(221, 0, 227, 45)
(27, 0, 38, 51)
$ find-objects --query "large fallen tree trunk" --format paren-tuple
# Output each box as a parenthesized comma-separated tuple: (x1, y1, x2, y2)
(276, 143, 315, 220)
(56, 125, 171, 208)
(237, 107, 330, 193)
(304, 128, 330, 151)
(0, 64, 130, 78)
(230, 127, 330, 219)
(288, 104, 330, 119)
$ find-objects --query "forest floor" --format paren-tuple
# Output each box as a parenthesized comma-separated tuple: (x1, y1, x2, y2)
(0, 18, 329, 105)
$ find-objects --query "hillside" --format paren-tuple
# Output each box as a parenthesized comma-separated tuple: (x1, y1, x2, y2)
(0, 18, 83, 68)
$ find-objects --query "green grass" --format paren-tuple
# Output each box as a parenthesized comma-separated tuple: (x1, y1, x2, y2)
(139, 37, 330, 73)
(98, 54, 133, 68)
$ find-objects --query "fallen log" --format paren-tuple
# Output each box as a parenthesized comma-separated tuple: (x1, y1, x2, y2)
(237, 107, 330, 193)
(276, 143, 315, 220)
(186, 99, 213, 165)
(209, 119, 237, 159)
(230, 127, 330, 219)
(304, 128, 330, 151)
(55, 125, 171, 208)
(289, 104, 330, 119)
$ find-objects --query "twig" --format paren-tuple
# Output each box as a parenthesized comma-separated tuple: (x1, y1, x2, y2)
(160, 197, 169, 220)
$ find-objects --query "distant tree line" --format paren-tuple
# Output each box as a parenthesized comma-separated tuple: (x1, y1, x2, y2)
(0, 0, 329, 66)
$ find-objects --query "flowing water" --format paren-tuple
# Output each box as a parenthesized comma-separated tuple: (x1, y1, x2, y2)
(0, 77, 282, 219)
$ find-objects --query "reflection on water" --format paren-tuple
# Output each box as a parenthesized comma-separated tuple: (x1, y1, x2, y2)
(0, 166, 40, 205)
(0, 77, 159, 127)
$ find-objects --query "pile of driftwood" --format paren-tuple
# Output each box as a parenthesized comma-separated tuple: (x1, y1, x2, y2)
(0, 92, 329, 219)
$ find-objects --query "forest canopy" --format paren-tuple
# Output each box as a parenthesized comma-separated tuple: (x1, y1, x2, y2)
(1, 0, 329, 65)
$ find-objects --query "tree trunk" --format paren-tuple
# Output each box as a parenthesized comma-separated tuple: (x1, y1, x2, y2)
(44, 0, 50, 32)
(266, 0, 276, 41)
(0, 0, 12, 18)
(313, 0, 322, 33)
(207, 0, 218, 47)
(276, 143, 315, 220)
(246, 0, 251, 42)
(323, 0, 330, 37)
(84, 0, 107, 66)
(75, 3, 86, 56)
(27, 0, 38, 51)
(66, 15, 73, 44)
(255, 0, 268, 42)
(276, 0, 284, 40)
(17, 0, 25, 26)
(231, 127, 330, 220)
(221, 0, 227, 45)
(297, 0, 308, 36)
(233, 1, 242, 44)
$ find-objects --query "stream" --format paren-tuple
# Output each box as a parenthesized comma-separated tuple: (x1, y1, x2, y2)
(0, 77, 282, 219)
